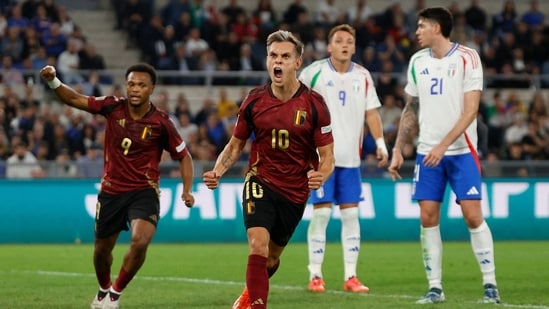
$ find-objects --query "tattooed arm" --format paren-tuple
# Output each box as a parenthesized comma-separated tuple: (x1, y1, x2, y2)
(388, 95, 419, 180)
(203, 136, 246, 189)
(394, 95, 419, 152)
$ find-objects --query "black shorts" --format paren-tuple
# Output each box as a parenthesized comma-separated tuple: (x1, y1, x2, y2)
(95, 188, 160, 238)
(242, 176, 306, 247)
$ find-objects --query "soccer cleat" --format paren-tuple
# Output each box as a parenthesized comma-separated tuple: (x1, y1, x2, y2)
(343, 276, 370, 293)
(416, 287, 445, 304)
(90, 288, 108, 309)
(232, 287, 251, 309)
(482, 283, 501, 304)
(103, 289, 121, 309)
(308, 276, 326, 293)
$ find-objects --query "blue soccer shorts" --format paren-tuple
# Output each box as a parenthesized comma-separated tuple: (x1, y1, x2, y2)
(412, 153, 482, 202)
(310, 167, 362, 205)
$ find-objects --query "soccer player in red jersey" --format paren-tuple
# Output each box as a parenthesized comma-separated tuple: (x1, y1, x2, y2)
(203, 30, 335, 309)
(40, 63, 195, 309)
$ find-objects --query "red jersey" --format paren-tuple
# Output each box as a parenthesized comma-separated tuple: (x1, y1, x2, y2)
(234, 83, 333, 204)
(87, 96, 188, 194)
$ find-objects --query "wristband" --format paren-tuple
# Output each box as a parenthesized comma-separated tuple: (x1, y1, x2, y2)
(47, 77, 62, 89)
(376, 137, 388, 157)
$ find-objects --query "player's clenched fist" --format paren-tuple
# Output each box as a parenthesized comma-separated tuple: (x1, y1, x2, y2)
(203, 171, 220, 189)
(40, 65, 57, 81)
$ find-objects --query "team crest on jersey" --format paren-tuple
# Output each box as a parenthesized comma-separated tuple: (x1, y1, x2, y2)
(117, 119, 126, 128)
(352, 80, 361, 93)
(447, 63, 456, 77)
(294, 110, 307, 126)
(141, 125, 152, 140)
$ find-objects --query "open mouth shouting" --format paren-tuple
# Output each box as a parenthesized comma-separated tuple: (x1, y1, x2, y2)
(272, 67, 283, 82)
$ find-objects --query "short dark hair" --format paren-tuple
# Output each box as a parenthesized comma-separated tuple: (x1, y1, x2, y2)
(418, 7, 453, 38)
(125, 63, 157, 85)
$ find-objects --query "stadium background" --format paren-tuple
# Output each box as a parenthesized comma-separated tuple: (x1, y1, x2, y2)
(0, 0, 548, 243)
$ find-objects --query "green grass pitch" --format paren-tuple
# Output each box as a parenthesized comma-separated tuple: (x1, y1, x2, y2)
(1, 242, 548, 308)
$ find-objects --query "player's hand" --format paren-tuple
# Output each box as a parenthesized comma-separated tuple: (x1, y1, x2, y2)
(203, 170, 220, 189)
(39, 65, 56, 82)
(307, 170, 324, 190)
(423, 144, 446, 167)
(388, 148, 403, 181)
(182, 192, 195, 208)
(376, 147, 389, 167)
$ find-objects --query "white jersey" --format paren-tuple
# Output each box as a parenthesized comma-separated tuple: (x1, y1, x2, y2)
(404, 43, 483, 155)
(299, 58, 381, 167)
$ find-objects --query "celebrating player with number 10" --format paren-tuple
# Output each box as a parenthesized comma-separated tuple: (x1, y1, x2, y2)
(203, 30, 334, 309)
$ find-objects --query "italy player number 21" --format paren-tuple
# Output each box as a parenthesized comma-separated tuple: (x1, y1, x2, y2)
(430, 77, 443, 95)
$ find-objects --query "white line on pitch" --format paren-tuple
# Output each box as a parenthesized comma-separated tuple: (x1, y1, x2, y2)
(7, 270, 549, 309)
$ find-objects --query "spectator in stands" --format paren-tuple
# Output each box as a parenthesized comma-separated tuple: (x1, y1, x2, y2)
(40, 0, 59, 23)
(359, 45, 381, 73)
(177, 112, 198, 143)
(56, 5, 74, 36)
(505, 112, 528, 146)
(220, 0, 245, 27)
(20, 0, 38, 21)
(172, 10, 193, 41)
(491, 0, 517, 38)
(194, 96, 215, 125)
(315, 0, 344, 30)
(138, 14, 163, 64)
(31, 4, 51, 39)
(185, 27, 209, 61)
(290, 11, 315, 46)
(160, 43, 200, 85)
(7, 4, 29, 29)
(154, 24, 179, 70)
(41, 22, 67, 58)
(375, 60, 399, 101)
(125, 0, 150, 49)
(6, 138, 45, 178)
(282, 0, 306, 26)
(78, 42, 107, 80)
(521, 0, 544, 31)
(252, 0, 277, 40)
(77, 142, 103, 178)
(57, 38, 83, 84)
(52, 147, 78, 177)
(346, 0, 373, 27)
(379, 94, 402, 132)
(0, 55, 24, 85)
(464, 0, 487, 32)
(231, 12, 258, 44)
(1, 26, 24, 63)
(160, 0, 192, 26)
(215, 87, 238, 120)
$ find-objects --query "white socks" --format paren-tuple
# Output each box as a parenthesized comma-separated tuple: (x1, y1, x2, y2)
(307, 207, 331, 279)
(469, 220, 497, 286)
(420, 225, 443, 290)
(340, 207, 361, 280)
(420, 221, 498, 290)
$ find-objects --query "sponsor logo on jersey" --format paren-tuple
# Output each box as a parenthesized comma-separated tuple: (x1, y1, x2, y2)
(419, 68, 429, 75)
(117, 119, 126, 128)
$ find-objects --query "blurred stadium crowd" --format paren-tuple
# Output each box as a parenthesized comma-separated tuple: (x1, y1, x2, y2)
(0, 0, 548, 179)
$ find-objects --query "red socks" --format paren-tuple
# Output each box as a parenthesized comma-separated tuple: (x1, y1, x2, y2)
(246, 254, 268, 308)
(112, 267, 135, 292)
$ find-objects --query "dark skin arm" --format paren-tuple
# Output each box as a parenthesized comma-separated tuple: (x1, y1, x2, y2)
(39, 65, 90, 111)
